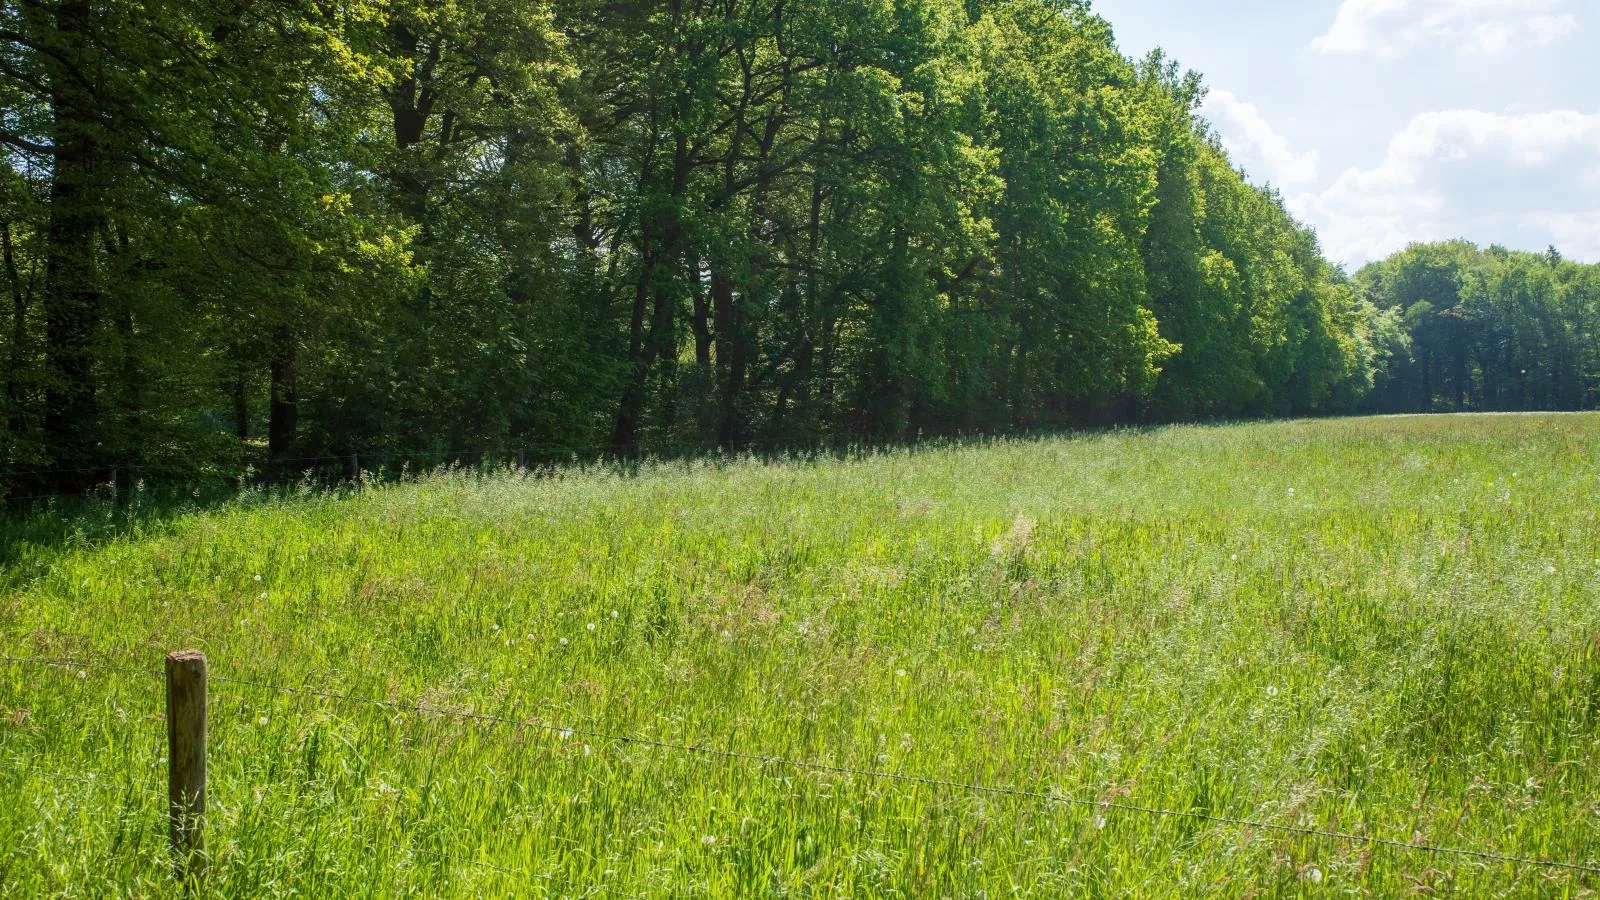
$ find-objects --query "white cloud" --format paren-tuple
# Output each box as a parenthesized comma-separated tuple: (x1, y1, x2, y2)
(1292, 109, 1600, 264)
(1313, 0, 1579, 58)
(1202, 90, 1321, 188)
(1529, 212, 1600, 260)
(1529, 13, 1580, 44)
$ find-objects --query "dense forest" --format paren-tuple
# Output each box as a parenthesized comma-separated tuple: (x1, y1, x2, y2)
(0, 0, 1595, 496)
(1359, 243, 1600, 415)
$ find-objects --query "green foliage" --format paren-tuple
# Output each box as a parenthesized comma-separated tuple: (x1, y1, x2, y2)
(5, 0, 1588, 496)
(1358, 241, 1600, 413)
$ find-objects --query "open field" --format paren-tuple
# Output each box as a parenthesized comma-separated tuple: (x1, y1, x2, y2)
(3, 414, 1600, 896)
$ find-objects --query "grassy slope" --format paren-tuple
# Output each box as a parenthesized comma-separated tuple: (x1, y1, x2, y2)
(2, 414, 1599, 897)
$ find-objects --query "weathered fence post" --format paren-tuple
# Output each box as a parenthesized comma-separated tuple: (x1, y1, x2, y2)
(166, 650, 207, 887)
(349, 452, 361, 484)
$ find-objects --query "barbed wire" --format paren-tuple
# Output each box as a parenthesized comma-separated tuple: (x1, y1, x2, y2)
(4, 653, 1597, 876)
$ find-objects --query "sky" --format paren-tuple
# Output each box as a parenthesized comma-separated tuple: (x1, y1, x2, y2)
(1089, 0, 1600, 270)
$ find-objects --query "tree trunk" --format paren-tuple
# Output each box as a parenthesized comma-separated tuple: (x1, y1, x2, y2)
(691, 265, 712, 370)
(611, 227, 656, 455)
(711, 267, 745, 448)
(233, 376, 249, 440)
(268, 335, 297, 463)
(611, 128, 690, 455)
(41, 0, 107, 484)
(3, 219, 27, 439)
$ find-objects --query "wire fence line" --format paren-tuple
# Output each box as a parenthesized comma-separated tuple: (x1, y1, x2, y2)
(3, 653, 1599, 878)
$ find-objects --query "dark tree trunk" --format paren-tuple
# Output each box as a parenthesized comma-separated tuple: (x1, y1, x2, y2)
(115, 295, 139, 460)
(612, 127, 690, 455)
(611, 224, 656, 455)
(268, 335, 297, 463)
(41, 0, 107, 484)
(711, 268, 745, 448)
(233, 376, 249, 440)
(3, 220, 27, 439)
(105, 222, 139, 463)
(691, 265, 712, 370)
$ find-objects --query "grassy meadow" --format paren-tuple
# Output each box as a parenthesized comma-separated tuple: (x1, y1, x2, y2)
(3, 414, 1600, 896)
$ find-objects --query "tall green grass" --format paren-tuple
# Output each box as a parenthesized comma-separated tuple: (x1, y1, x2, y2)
(3, 414, 1599, 896)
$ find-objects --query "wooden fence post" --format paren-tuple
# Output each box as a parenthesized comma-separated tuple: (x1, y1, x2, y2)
(349, 453, 361, 484)
(166, 650, 207, 887)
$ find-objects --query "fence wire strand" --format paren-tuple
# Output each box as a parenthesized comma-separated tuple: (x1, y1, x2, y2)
(5, 653, 1599, 877)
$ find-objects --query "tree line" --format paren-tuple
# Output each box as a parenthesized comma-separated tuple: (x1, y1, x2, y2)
(1358, 242, 1600, 415)
(0, 0, 1594, 496)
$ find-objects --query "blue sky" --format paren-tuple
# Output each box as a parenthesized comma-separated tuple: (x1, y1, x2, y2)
(1090, 0, 1599, 269)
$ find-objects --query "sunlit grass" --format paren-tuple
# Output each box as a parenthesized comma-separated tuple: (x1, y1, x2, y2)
(3, 413, 1600, 896)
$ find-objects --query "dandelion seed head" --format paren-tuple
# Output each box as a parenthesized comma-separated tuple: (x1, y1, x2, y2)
(701, 835, 716, 846)
(254, 574, 262, 582)
(77, 670, 87, 680)
(258, 716, 269, 726)
(559, 637, 569, 646)
(587, 622, 596, 632)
